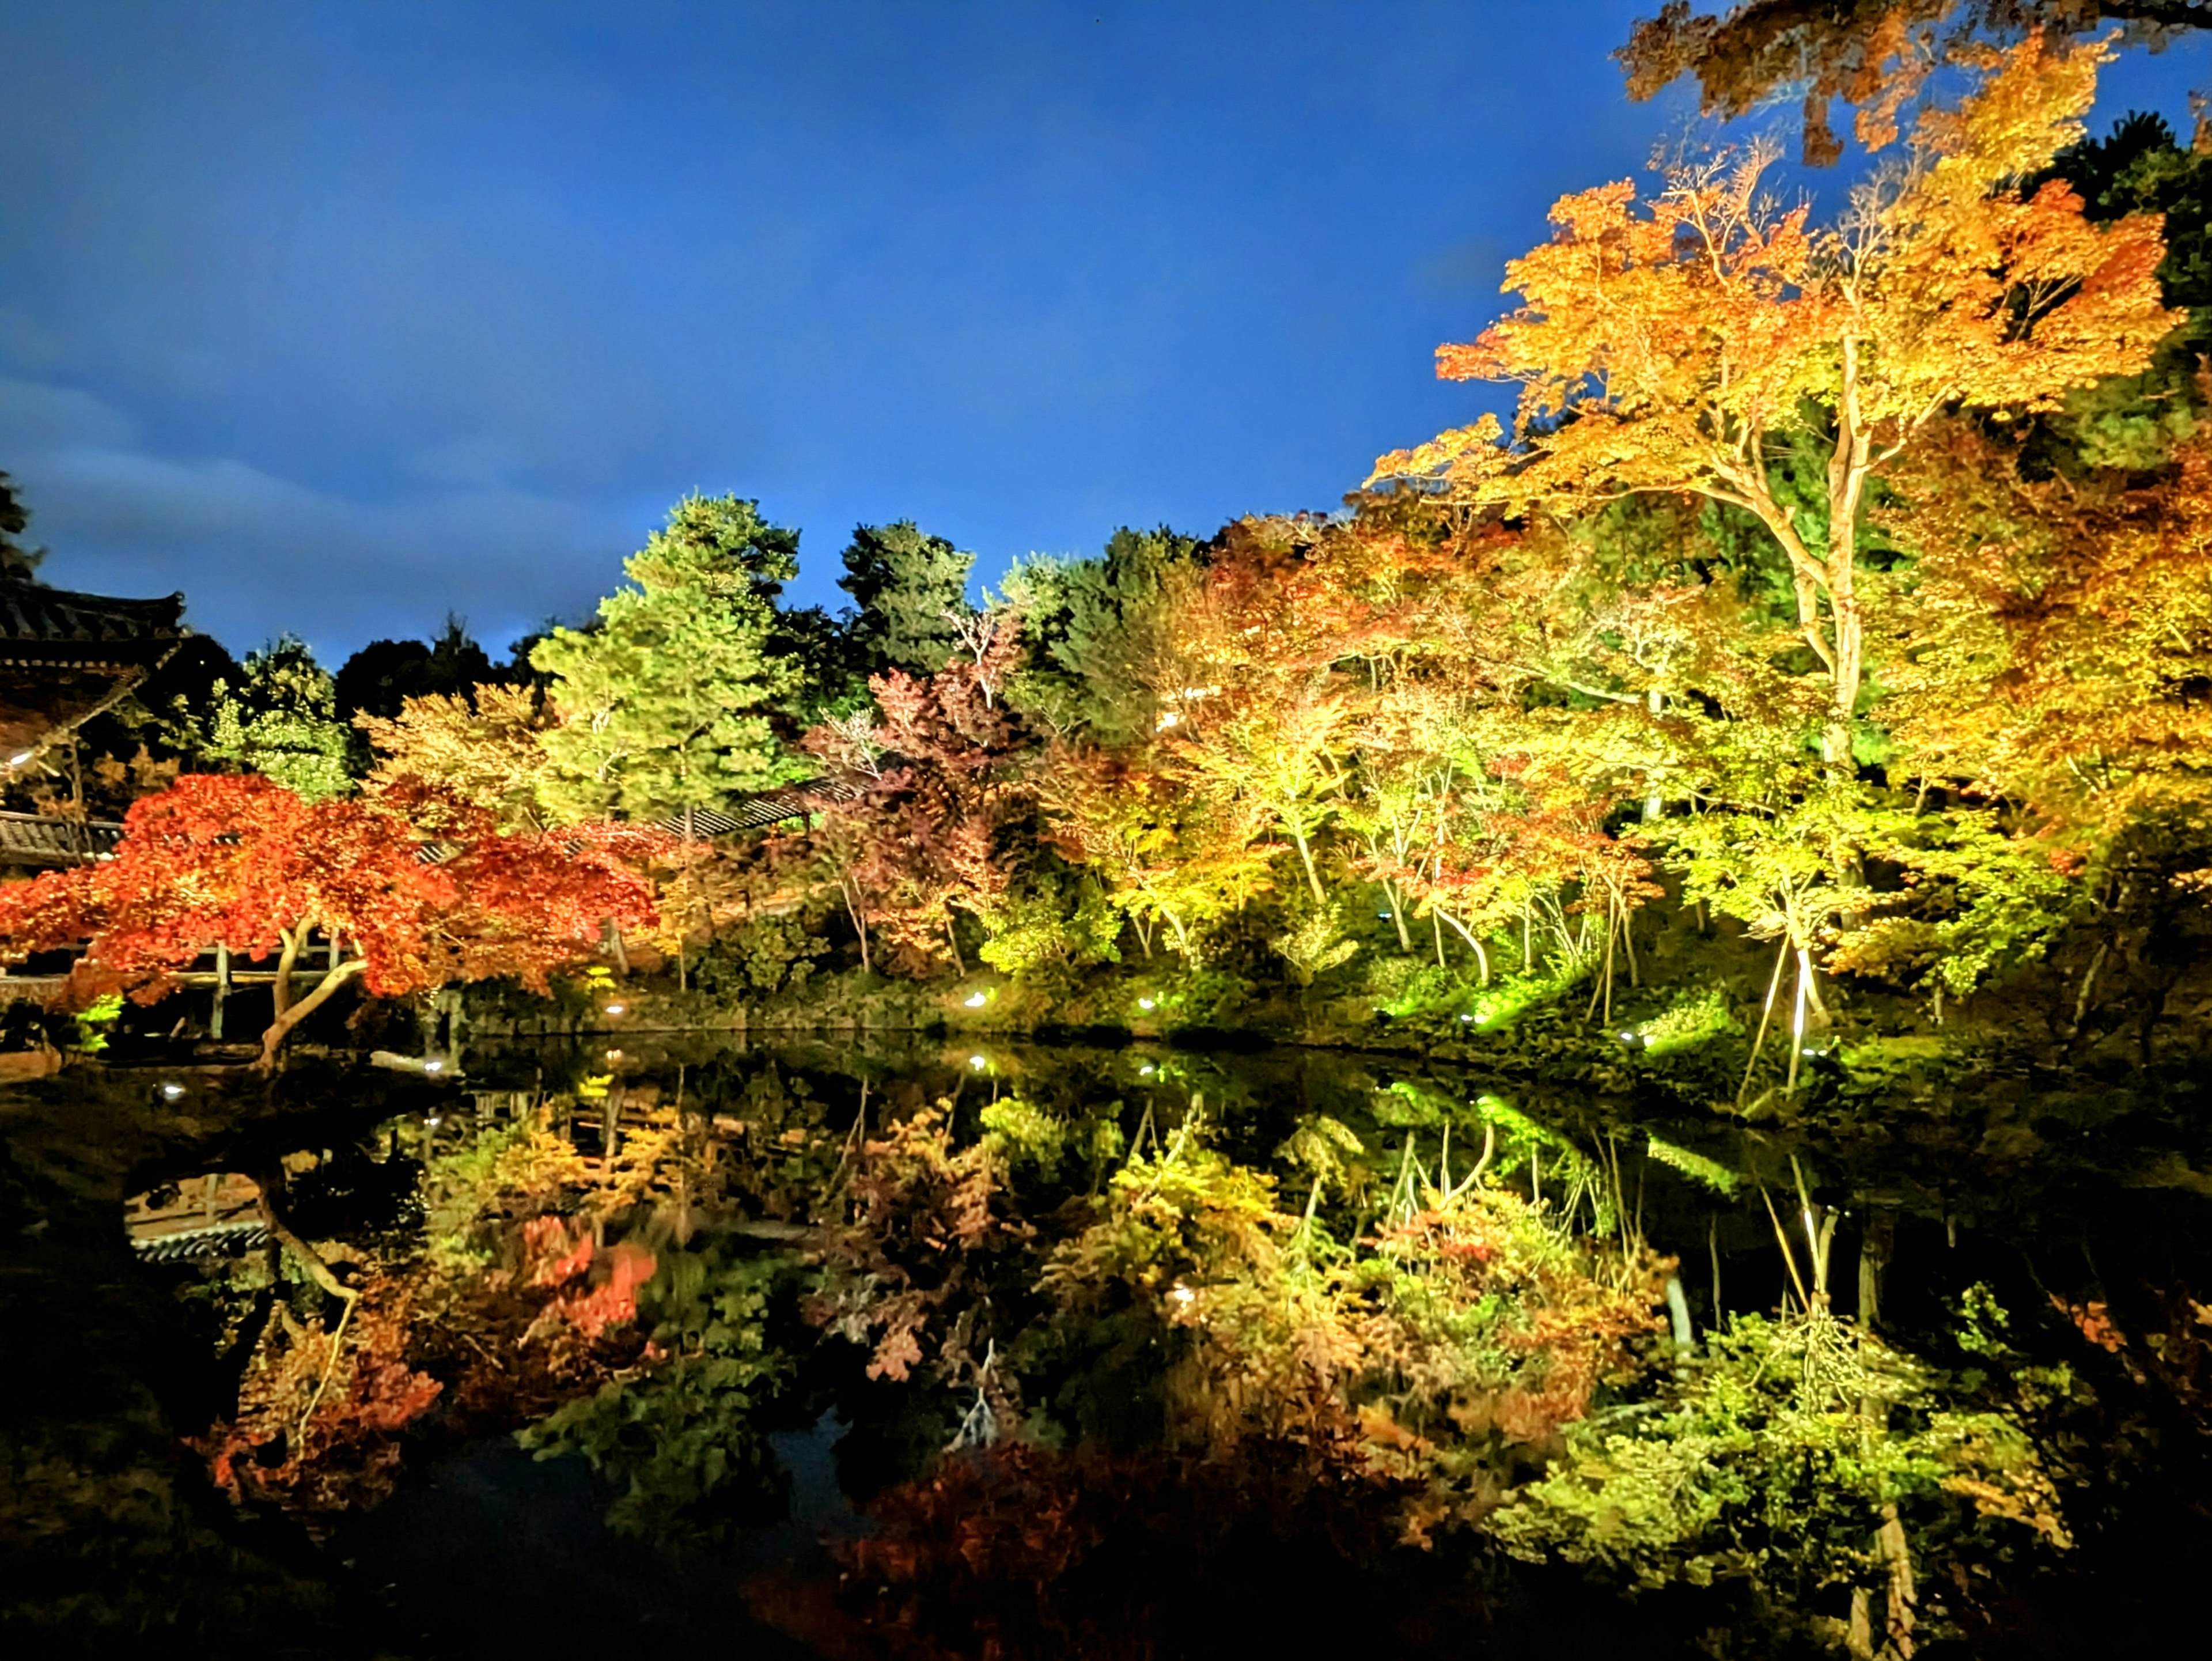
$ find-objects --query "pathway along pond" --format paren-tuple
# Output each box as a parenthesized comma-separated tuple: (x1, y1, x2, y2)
(3, 1033, 2209, 1659)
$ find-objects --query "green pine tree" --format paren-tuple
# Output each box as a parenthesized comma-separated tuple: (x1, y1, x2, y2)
(532, 495, 805, 824)
(1, 470, 46, 582)
(837, 520, 976, 678)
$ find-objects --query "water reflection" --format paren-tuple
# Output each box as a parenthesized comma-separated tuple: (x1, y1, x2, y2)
(5, 1035, 2210, 1656)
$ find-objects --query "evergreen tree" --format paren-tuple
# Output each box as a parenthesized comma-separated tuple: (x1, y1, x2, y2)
(334, 615, 501, 721)
(532, 494, 805, 825)
(202, 635, 355, 802)
(837, 520, 975, 678)
(1, 470, 45, 582)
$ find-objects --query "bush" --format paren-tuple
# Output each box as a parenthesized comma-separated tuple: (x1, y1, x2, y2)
(694, 908, 828, 999)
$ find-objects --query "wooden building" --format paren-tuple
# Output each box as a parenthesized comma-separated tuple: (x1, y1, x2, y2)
(0, 576, 183, 871)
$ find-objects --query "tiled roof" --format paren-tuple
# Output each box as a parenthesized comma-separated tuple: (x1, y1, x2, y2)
(656, 779, 861, 838)
(0, 810, 123, 865)
(0, 580, 185, 649)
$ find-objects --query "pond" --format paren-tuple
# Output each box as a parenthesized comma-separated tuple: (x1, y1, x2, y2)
(3, 1034, 2209, 1658)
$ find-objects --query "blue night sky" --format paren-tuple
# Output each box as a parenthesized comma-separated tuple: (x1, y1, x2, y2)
(1, 1, 2205, 660)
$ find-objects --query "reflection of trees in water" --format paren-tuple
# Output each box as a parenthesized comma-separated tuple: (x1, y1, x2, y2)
(83, 1040, 2212, 1655)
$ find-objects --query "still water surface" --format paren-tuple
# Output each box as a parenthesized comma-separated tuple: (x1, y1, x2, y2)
(4, 1033, 2207, 1657)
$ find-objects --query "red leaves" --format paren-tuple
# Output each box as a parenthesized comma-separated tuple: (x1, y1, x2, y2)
(804, 628, 1035, 966)
(0, 774, 658, 1019)
(521, 1217, 658, 1342)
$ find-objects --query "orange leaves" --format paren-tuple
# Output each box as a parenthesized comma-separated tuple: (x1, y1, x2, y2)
(1377, 34, 2179, 741)
(0, 774, 658, 1027)
(1881, 417, 2212, 837)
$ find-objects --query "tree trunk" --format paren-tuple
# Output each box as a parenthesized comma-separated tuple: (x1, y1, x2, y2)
(1289, 823, 1326, 907)
(840, 875, 871, 974)
(256, 959, 369, 1070)
(1382, 881, 1412, 952)
(271, 926, 303, 1019)
(678, 805, 695, 993)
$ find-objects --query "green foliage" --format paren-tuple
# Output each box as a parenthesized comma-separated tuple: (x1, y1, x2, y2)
(0, 468, 43, 581)
(70, 992, 124, 1055)
(1270, 900, 1358, 987)
(1637, 985, 1738, 1055)
(838, 520, 976, 679)
(1004, 525, 1203, 744)
(520, 1246, 797, 1544)
(1832, 808, 2087, 997)
(979, 1094, 1072, 1179)
(1643, 1134, 1740, 1197)
(1491, 1310, 2071, 1625)
(533, 495, 805, 823)
(977, 865, 1123, 979)
(691, 909, 826, 999)
(200, 635, 355, 801)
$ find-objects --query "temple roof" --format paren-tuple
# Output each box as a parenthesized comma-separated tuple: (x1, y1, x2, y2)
(0, 580, 186, 656)
(0, 579, 190, 760)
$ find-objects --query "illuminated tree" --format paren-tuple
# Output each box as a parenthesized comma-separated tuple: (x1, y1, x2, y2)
(0, 774, 658, 1067)
(1618, 1, 2211, 166)
(1041, 743, 1276, 959)
(533, 494, 805, 826)
(355, 682, 555, 832)
(804, 619, 1033, 971)
(1376, 35, 2177, 763)
(202, 635, 355, 801)
(838, 519, 977, 679)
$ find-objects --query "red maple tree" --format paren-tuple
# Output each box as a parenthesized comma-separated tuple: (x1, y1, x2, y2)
(0, 773, 661, 1066)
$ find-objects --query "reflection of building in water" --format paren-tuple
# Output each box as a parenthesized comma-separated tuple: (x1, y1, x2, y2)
(124, 1170, 268, 1262)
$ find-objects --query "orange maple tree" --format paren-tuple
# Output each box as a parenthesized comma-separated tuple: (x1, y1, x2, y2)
(0, 773, 661, 1066)
(1373, 33, 2177, 761)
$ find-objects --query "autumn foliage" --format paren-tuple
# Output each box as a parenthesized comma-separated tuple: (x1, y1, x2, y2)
(0, 773, 660, 1064)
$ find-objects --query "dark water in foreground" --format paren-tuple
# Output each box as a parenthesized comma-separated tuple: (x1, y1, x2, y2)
(3, 1033, 2209, 1658)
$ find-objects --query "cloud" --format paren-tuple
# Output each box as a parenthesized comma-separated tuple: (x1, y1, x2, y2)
(0, 374, 139, 451)
(0, 374, 628, 656)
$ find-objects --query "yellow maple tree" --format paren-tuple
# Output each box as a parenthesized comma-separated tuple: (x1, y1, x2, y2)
(1373, 32, 2176, 761)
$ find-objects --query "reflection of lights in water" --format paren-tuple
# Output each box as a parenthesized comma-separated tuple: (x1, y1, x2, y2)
(964, 993, 987, 1007)
(969, 1054, 987, 1069)
(159, 1083, 185, 1102)
(1138, 997, 1154, 1011)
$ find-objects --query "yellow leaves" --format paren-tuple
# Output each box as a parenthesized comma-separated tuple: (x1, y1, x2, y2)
(1366, 413, 1505, 489)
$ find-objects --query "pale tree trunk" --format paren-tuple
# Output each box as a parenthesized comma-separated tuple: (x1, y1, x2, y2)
(1432, 906, 1492, 986)
(839, 874, 871, 974)
(1381, 880, 1412, 951)
(1287, 820, 1326, 907)
(256, 958, 368, 1070)
(271, 925, 303, 1019)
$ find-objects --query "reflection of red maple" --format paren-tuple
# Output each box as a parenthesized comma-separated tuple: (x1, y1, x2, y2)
(520, 1216, 657, 1342)
(0, 773, 661, 1066)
